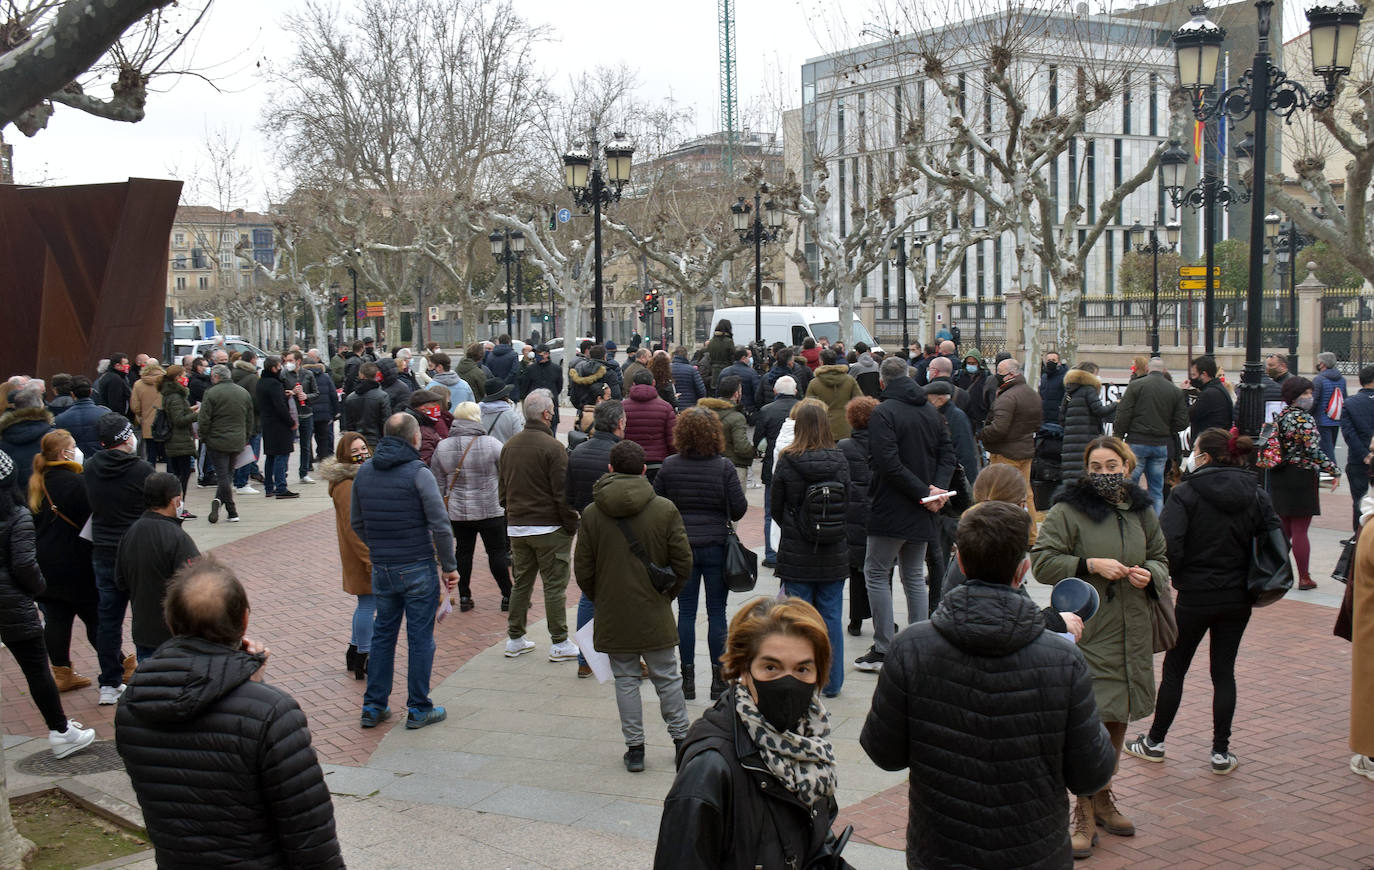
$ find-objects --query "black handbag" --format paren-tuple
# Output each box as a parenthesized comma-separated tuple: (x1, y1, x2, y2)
(615, 518, 678, 595)
(1334, 536, 1358, 584)
(1248, 526, 1294, 607)
(724, 522, 758, 593)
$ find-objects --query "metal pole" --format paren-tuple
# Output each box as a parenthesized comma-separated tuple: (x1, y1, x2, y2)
(1151, 230, 1161, 355)
(1203, 175, 1216, 354)
(1288, 222, 1300, 372)
(754, 191, 763, 347)
(350, 268, 359, 342)
(593, 169, 605, 343)
(898, 240, 909, 353)
(503, 235, 513, 339)
(515, 253, 524, 342)
(1237, 0, 1273, 438)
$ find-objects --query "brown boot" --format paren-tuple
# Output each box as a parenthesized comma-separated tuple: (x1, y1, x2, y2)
(1071, 796, 1097, 859)
(51, 665, 91, 693)
(123, 653, 137, 684)
(1092, 788, 1135, 837)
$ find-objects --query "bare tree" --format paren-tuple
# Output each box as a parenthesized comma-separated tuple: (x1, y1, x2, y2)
(1, 0, 212, 135)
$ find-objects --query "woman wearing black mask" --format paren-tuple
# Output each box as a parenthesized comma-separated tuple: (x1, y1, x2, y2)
(1032, 436, 1168, 859)
(655, 597, 851, 870)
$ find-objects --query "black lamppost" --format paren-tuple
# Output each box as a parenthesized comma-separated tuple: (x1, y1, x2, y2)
(330, 281, 343, 350)
(1270, 212, 1313, 371)
(342, 245, 361, 340)
(563, 132, 635, 343)
(488, 228, 526, 338)
(1131, 217, 1182, 355)
(730, 187, 784, 350)
(1172, 0, 1365, 435)
(887, 234, 926, 354)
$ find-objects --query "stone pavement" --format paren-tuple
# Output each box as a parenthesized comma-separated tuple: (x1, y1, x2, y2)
(3, 430, 1371, 867)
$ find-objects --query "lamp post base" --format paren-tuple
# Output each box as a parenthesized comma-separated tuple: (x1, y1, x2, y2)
(1235, 362, 1266, 438)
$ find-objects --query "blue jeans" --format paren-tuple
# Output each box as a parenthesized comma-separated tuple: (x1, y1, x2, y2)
(91, 555, 128, 688)
(365, 559, 440, 713)
(576, 594, 595, 667)
(1319, 426, 1339, 467)
(234, 434, 262, 487)
(265, 454, 289, 494)
(351, 593, 376, 653)
(677, 544, 728, 668)
(762, 483, 776, 561)
(781, 579, 845, 695)
(1129, 443, 1169, 514)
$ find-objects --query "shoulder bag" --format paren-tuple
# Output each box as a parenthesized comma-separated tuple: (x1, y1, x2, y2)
(1248, 525, 1294, 607)
(723, 521, 758, 593)
(1333, 535, 1358, 585)
(40, 478, 81, 529)
(1145, 580, 1178, 653)
(615, 518, 678, 595)
(440, 438, 478, 513)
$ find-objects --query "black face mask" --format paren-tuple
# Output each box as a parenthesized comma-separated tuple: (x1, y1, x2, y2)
(752, 674, 816, 734)
(1043, 361, 1059, 375)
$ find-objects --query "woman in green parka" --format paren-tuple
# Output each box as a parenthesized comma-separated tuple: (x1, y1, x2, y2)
(1032, 435, 1168, 861)
(159, 364, 199, 520)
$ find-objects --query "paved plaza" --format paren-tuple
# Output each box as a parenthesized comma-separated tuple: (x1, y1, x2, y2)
(2, 427, 1370, 868)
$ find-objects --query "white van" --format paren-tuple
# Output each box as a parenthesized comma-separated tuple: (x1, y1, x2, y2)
(708, 307, 882, 352)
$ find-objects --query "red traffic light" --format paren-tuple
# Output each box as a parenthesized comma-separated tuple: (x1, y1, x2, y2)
(338, 296, 348, 304)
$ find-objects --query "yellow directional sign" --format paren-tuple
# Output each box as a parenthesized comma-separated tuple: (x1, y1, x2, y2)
(1178, 279, 1212, 290)
(1179, 266, 1221, 277)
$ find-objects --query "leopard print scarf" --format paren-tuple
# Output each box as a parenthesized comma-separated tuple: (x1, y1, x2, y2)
(735, 684, 838, 806)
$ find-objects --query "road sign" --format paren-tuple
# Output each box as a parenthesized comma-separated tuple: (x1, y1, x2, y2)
(428, 306, 440, 322)
(365, 302, 385, 317)
(1178, 279, 1212, 290)
(1179, 266, 1221, 277)
(665, 297, 675, 313)
(557, 208, 571, 224)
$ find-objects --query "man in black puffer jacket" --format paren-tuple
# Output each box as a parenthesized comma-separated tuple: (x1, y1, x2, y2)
(343, 362, 391, 449)
(861, 503, 1114, 870)
(565, 401, 624, 512)
(116, 557, 343, 869)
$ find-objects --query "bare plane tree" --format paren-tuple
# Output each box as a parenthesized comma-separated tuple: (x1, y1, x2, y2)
(1, 0, 213, 135)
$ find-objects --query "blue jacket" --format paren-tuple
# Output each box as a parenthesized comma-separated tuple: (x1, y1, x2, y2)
(671, 355, 708, 411)
(719, 361, 761, 413)
(1340, 387, 1374, 465)
(350, 436, 457, 571)
(1038, 363, 1068, 425)
(54, 398, 119, 459)
(1315, 367, 1348, 428)
(485, 343, 520, 387)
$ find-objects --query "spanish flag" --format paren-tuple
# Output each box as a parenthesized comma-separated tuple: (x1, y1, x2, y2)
(1193, 120, 1204, 164)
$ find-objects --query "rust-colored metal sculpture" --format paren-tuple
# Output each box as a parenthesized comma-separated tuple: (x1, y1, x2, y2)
(0, 178, 182, 380)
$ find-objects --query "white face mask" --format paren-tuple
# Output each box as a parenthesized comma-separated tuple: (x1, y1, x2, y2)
(285, 362, 297, 372)
(1183, 452, 1205, 473)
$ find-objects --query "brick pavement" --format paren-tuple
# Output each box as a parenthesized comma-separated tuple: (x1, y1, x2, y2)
(836, 595, 1374, 868)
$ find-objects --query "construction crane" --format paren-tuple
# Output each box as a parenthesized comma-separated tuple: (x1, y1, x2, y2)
(719, 0, 738, 181)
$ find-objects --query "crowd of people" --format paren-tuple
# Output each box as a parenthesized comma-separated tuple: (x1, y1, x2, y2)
(0, 323, 1370, 869)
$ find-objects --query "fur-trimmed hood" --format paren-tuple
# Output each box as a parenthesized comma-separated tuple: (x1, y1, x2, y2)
(570, 361, 606, 384)
(696, 396, 738, 412)
(1064, 368, 1101, 390)
(1054, 475, 1153, 522)
(317, 457, 358, 487)
(0, 406, 53, 440)
(231, 359, 257, 375)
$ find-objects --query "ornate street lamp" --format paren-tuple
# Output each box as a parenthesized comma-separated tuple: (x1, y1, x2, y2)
(490, 229, 526, 339)
(342, 245, 362, 341)
(888, 234, 926, 355)
(564, 133, 635, 343)
(1131, 217, 1181, 355)
(732, 186, 784, 355)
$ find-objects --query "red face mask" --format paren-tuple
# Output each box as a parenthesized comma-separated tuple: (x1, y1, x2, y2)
(177, 376, 189, 387)
(374, 373, 384, 384)
(115, 363, 130, 373)
(423, 406, 442, 421)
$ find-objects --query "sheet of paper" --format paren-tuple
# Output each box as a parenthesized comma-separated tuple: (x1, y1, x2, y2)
(573, 619, 612, 684)
(78, 517, 93, 542)
(233, 444, 256, 469)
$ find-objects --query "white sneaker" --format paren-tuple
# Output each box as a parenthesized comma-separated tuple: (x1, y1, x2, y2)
(235, 485, 260, 495)
(548, 640, 580, 662)
(299, 475, 316, 484)
(49, 720, 96, 759)
(504, 638, 536, 658)
(227, 514, 241, 523)
(97, 684, 125, 705)
(1351, 754, 1374, 781)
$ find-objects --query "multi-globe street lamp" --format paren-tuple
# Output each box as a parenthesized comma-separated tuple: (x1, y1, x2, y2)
(729, 186, 784, 351)
(1130, 217, 1182, 356)
(342, 245, 361, 340)
(562, 132, 635, 343)
(1172, 0, 1365, 436)
(887, 234, 927, 355)
(1271, 212, 1315, 371)
(488, 228, 526, 339)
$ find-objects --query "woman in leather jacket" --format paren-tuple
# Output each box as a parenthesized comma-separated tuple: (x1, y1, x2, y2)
(655, 596, 852, 870)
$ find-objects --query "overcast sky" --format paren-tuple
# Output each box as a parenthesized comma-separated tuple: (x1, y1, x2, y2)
(13, 0, 847, 206)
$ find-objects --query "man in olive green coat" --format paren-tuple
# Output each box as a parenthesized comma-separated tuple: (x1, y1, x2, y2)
(698, 376, 755, 486)
(805, 348, 863, 440)
(574, 440, 693, 773)
(197, 365, 254, 524)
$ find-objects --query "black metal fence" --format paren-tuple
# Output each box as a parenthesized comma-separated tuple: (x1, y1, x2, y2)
(1321, 285, 1374, 374)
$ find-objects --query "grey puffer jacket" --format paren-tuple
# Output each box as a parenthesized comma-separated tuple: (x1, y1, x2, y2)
(860, 580, 1114, 870)
(429, 419, 505, 522)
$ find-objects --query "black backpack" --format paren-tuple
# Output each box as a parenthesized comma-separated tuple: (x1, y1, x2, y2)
(794, 467, 846, 545)
(150, 407, 172, 442)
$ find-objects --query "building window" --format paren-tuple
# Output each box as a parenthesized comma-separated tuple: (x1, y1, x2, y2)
(1113, 139, 1124, 224)
(1068, 139, 1077, 204)
(857, 92, 866, 152)
(838, 160, 846, 236)
(916, 81, 926, 140)
(994, 236, 1003, 294)
(1050, 153, 1059, 217)
(851, 157, 859, 215)
(191, 248, 207, 269)
(975, 243, 986, 301)
(1148, 73, 1158, 136)
(894, 85, 903, 144)
(984, 83, 993, 134)
(882, 259, 891, 319)
(173, 255, 186, 270)
(1122, 84, 1132, 135)
(1078, 229, 1087, 294)
(1105, 230, 1115, 296)
(957, 73, 966, 117)
(198, 276, 208, 290)
(960, 250, 969, 298)
(837, 100, 845, 153)
(174, 232, 185, 247)
(1048, 65, 1058, 111)
(1085, 140, 1096, 224)
(175, 276, 186, 292)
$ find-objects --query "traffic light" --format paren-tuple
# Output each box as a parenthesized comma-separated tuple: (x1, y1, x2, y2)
(638, 307, 650, 322)
(336, 296, 348, 319)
